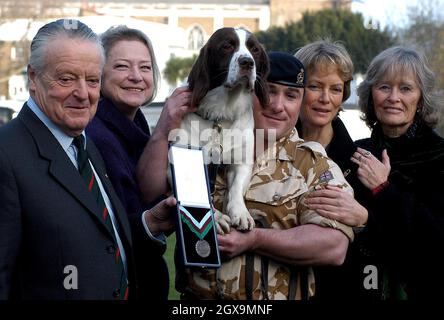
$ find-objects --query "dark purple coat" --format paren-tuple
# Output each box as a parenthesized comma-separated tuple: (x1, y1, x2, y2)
(87, 97, 169, 300)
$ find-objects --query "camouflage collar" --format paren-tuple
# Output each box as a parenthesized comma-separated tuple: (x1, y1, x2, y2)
(277, 128, 303, 161)
(253, 128, 303, 174)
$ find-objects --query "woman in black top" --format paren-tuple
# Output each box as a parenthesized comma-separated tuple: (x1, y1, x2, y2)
(295, 40, 372, 300)
(351, 46, 444, 300)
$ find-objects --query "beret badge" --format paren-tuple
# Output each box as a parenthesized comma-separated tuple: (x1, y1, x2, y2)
(297, 68, 305, 86)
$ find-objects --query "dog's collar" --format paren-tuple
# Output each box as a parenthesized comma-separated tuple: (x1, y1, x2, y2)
(196, 110, 224, 133)
(213, 121, 222, 134)
(195, 110, 224, 160)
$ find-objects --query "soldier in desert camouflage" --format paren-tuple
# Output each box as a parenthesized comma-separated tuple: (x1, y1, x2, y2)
(177, 52, 355, 300)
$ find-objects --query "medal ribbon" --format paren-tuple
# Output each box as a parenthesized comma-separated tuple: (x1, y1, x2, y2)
(179, 205, 213, 240)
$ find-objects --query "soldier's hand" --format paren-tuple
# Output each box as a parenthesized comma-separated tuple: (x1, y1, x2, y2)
(217, 228, 256, 258)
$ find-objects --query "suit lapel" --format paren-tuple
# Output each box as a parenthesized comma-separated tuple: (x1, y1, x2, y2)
(18, 105, 115, 241)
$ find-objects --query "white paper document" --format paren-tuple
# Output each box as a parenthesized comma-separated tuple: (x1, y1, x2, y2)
(169, 145, 211, 208)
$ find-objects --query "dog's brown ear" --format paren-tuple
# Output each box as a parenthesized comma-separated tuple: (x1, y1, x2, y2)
(255, 74, 269, 109)
(255, 43, 270, 108)
(188, 44, 210, 108)
(255, 43, 270, 80)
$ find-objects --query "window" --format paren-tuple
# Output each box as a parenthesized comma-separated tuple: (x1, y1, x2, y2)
(10, 46, 25, 61)
(188, 25, 205, 51)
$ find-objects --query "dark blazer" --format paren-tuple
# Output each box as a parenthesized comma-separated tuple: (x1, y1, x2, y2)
(0, 104, 134, 300)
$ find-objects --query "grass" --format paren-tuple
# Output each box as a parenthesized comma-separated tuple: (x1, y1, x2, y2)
(165, 233, 180, 300)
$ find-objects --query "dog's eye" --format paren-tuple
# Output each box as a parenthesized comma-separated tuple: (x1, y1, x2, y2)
(221, 42, 234, 51)
(249, 46, 260, 54)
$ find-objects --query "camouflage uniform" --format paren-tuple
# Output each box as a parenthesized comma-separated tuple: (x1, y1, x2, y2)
(178, 128, 354, 300)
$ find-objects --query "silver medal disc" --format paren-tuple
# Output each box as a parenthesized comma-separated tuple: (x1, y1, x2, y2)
(195, 239, 211, 258)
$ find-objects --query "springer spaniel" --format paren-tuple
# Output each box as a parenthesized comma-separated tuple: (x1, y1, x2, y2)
(170, 27, 269, 230)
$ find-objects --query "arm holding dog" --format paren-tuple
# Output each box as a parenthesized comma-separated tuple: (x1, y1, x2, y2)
(216, 140, 353, 266)
(218, 224, 348, 266)
(137, 86, 193, 202)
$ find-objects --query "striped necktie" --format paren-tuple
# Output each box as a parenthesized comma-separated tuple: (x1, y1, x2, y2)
(73, 135, 129, 300)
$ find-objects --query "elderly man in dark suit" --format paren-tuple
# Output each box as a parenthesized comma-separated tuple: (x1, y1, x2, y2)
(0, 19, 175, 300)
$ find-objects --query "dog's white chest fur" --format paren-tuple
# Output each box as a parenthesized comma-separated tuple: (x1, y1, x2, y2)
(180, 86, 254, 166)
(177, 102, 255, 230)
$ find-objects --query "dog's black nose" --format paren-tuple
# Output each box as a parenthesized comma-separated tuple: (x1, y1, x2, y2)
(238, 56, 254, 70)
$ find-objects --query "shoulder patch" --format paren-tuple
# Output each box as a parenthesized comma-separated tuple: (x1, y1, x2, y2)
(319, 170, 334, 183)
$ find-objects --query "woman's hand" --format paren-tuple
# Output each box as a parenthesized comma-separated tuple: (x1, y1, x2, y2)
(305, 185, 368, 227)
(137, 87, 194, 203)
(154, 86, 195, 138)
(351, 147, 391, 190)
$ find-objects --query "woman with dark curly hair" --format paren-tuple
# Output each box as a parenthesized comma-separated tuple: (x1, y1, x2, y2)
(351, 46, 444, 300)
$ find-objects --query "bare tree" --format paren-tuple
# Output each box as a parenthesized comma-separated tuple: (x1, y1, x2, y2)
(399, 0, 444, 135)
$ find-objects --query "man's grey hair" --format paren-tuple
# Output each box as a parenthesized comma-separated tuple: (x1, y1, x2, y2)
(29, 19, 105, 74)
(100, 25, 160, 105)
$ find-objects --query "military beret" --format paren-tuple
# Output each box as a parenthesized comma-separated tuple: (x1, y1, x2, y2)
(267, 51, 306, 88)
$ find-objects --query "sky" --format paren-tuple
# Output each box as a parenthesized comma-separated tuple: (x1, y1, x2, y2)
(351, 0, 444, 29)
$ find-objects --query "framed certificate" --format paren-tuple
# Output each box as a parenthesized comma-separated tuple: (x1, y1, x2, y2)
(169, 144, 221, 268)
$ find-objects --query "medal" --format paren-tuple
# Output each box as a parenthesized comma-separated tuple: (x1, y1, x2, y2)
(179, 205, 214, 259)
(195, 239, 211, 258)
